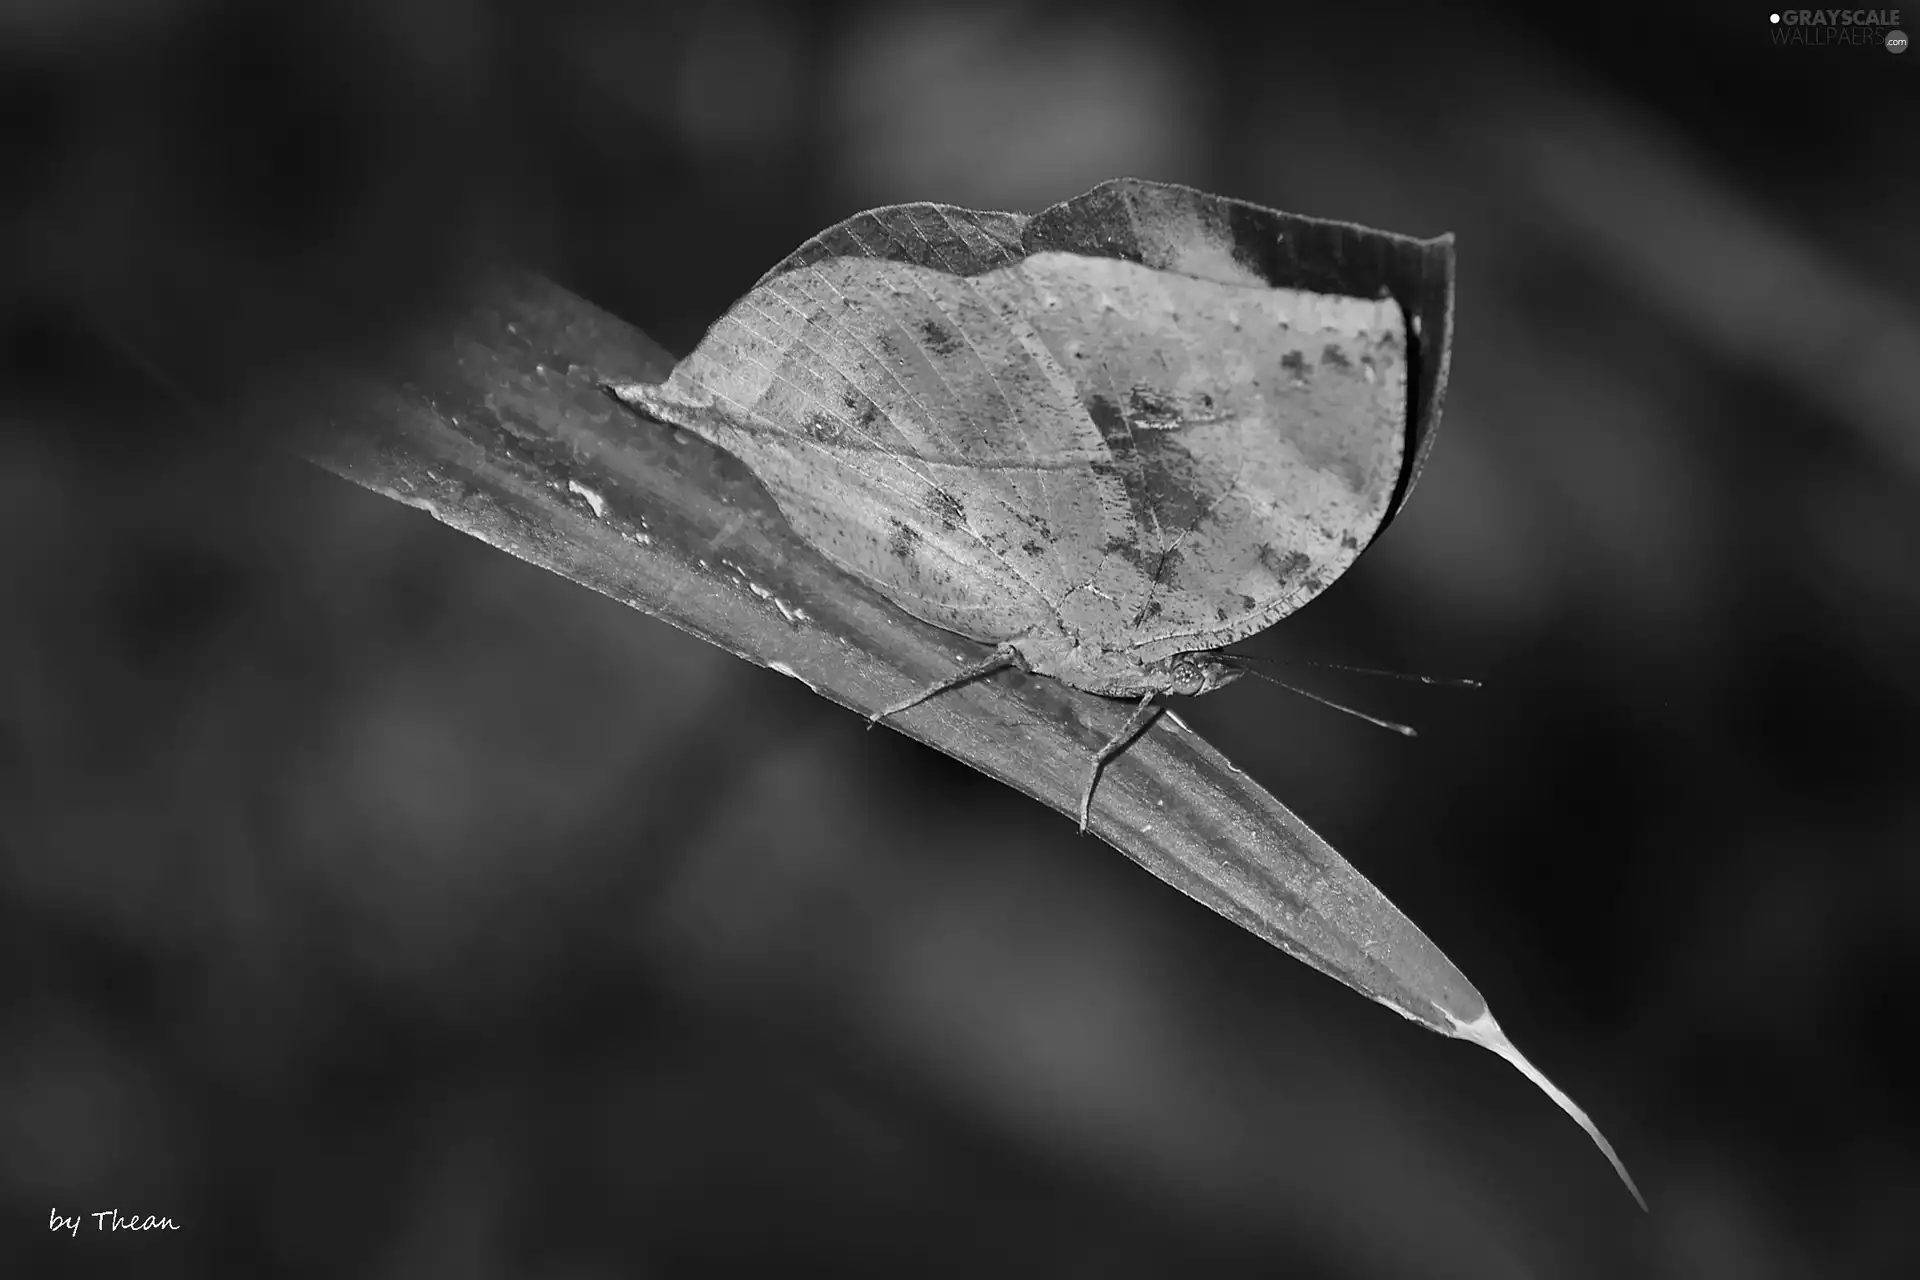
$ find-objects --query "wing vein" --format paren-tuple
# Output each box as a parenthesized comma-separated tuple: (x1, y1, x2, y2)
(909, 208, 1066, 600)
(737, 278, 1059, 609)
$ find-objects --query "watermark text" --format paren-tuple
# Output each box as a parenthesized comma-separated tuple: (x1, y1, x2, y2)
(50, 1208, 180, 1235)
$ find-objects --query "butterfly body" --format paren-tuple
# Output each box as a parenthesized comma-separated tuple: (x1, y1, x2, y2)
(614, 180, 1449, 706)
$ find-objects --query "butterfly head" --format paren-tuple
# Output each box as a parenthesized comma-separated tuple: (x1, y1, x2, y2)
(1164, 652, 1244, 697)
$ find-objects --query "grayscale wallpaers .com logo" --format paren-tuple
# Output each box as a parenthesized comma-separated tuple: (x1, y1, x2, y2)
(1769, 10, 1908, 49)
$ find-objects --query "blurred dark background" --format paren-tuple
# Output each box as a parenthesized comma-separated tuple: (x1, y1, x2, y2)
(4, 2, 1916, 1276)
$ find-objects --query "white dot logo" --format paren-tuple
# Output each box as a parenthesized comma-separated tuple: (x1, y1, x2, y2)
(1889, 29, 1909, 52)
(1770, 12, 1780, 21)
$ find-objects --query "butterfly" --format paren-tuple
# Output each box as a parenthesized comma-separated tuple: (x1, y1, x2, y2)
(608, 178, 1454, 829)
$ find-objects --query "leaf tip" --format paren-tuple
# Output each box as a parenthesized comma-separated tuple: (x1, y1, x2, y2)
(1439, 1005, 1648, 1212)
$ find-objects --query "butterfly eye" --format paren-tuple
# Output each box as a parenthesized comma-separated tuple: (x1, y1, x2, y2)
(1166, 658, 1206, 692)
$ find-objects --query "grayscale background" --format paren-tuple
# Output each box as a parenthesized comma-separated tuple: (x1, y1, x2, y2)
(4, 2, 1914, 1276)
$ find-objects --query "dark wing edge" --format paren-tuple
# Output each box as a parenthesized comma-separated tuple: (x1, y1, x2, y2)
(750, 178, 1456, 534)
(1024, 178, 1456, 537)
(1382, 229, 1454, 532)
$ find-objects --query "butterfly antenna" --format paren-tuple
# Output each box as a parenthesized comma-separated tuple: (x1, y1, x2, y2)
(1226, 661, 1419, 737)
(1224, 653, 1481, 688)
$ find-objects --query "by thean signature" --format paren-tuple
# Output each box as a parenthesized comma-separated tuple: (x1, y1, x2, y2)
(50, 1208, 179, 1235)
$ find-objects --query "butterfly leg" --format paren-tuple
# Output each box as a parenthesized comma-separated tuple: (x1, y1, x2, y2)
(866, 643, 1025, 729)
(1079, 692, 1163, 834)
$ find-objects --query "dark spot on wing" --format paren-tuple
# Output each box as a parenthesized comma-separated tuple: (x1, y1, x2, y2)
(1215, 607, 1229, 622)
(1020, 512, 1054, 541)
(1280, 350, 1309, 379)
(925, 487, 964, 528)
(888, 519, 920, 564)
(1258, 543, 1312, 586)
(916, 317, 964, 357)
(1021, 539, 1044, 557)
(1093, 534, 1148, 576)
(1127, 387, 1180, 427)
(1135, 599, 1164, 623)
(1340, 531, 1361, 551)
(1321, 343, 1351, 368)
(1239, 594, 1258, 612)
(1088, 391, 1221, 548)
(1087, 394, 1125, 435)
(834, 390, 886, 442)
(803, 410, 845, 443)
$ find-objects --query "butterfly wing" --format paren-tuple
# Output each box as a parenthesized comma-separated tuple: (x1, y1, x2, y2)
(618, 179, 1455, 673)
(1004, 180, 1452, 667)
(1002, 247, 1409, 666)
(620, 202, 1137, 646)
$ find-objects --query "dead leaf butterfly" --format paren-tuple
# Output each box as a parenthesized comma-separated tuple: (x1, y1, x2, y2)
(608, 178, 1455, 828)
